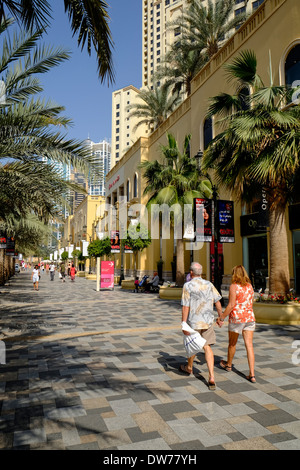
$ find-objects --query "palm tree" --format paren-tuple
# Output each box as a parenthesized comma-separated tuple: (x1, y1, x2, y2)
(155, 42, 207, 97)
(0, 0, 114, 84)
(140, 133, 212, 286)
(202, 50, 300, 296)
(0, 19, 102, 270)
(0, 19, 102, 172)
(169, 0, 248, 61)
(127, 83, 182, 133)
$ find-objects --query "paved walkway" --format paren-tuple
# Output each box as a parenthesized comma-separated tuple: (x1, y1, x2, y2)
(0, 271, 300, 451)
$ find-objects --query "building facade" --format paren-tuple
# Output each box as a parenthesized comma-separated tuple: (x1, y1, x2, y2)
(105, 0, 300, 290)
(111, 86, 148, 167)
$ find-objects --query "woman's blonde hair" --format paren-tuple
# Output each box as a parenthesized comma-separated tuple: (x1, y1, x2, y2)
(231, 265, 251, 286)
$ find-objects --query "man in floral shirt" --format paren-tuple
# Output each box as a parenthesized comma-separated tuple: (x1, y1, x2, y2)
(180, 262, 223, 390)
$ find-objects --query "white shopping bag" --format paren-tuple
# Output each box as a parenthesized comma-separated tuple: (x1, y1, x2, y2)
(181, 321, 206, 358)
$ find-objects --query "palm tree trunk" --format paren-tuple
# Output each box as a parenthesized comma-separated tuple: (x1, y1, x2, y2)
(176, 238, 185, 287)
(269, 206, 290, 295)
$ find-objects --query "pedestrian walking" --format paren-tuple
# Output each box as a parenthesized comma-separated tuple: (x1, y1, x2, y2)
(31, 265, 40, 291)
(70, 263, 77, 282)
(49, 262, 55, 281)
(60, 263, 66, 282)
(180, 262, 223, 390)
(216, 265, 256, 383)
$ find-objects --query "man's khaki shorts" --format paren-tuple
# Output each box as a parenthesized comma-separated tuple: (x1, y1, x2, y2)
(196, 325, 216, 346)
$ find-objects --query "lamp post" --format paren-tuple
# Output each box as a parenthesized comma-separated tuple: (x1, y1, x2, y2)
(194, 150, 223, 302)
(82, 225, 93, 274)
(194, 150, 203, 169)
(192, 150, 204, 264)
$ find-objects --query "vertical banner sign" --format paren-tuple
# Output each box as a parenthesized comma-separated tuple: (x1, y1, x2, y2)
(217, 200, 235, 243)
(110, 231, 120, 253)
(194, 198, 213, 242)
(100, 261, 115, 289)
(0, 232, 7, 249)
(6, 237, 15, 256)
(258, 188, 269, 228)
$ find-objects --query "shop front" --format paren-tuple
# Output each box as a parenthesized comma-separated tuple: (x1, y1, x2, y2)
(240, 213, 268, 292)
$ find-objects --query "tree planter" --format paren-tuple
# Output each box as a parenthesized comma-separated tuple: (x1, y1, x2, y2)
(121, 280, 135, 290)
(253, 302, 300, 325)
(159, 286, 182, 300)
(77, 271, 86, 277)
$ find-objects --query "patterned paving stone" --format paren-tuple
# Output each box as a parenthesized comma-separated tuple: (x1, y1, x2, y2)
(0, 272, 300, 451)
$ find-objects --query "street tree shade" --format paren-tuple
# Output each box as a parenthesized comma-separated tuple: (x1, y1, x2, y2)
(203, 50, 300, 296)
(0, 0, 115, 84)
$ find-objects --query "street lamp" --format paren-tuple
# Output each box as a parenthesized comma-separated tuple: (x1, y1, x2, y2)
(194, 150, 203, 170)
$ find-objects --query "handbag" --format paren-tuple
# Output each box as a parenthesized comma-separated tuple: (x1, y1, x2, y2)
(182, 321, 206, 358)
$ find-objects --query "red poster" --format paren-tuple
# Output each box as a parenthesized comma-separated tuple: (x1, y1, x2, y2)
(100, 261, 115, 289)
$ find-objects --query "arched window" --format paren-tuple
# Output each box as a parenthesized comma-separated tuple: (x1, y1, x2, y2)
(203, 118, 213, 150)
(133, 174, 138, 198)
(126, 179, 130, 201)
(285, 44, 300, 86)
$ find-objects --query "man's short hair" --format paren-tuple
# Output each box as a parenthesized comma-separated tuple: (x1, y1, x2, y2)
(190, 262, 202, 276)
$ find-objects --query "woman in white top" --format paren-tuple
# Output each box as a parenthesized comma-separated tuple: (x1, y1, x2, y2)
(31, 265, 40, 291)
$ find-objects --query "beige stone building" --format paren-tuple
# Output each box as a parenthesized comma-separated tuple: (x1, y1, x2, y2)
(105, 0, 300, 291)
(111, 0, 265, 169)
(111, 85, 148, 167)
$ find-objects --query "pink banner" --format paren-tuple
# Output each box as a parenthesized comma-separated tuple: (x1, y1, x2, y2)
(100, 261, 114, 289)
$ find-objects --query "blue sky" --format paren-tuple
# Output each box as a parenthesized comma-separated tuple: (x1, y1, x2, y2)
(40, 0, 142, 143)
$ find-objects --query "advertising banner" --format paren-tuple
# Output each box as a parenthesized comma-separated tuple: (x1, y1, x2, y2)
(5, 237, 15, 256)
(110, 230, 120, 253)
(194, 198, 213, 242)
(217, 200, 235, 243)
(0, 232, 7, 249)
(100, 260, 114, 289)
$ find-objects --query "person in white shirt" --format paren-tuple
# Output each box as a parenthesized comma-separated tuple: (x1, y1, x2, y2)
(31, 265, 40, 291)
(49, 263, 55, 281)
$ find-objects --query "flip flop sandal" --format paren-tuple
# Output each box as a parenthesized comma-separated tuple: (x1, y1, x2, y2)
(208, 381, 216, 390)
(220, 360, 232, 372)
(178, 365, 192, 375)
(247, 375, 256, 383)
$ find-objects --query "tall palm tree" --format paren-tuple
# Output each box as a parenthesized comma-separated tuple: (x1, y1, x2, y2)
(0, 0, 114, 84)
(127, 83, 182, 133)
(140, 133, 212, 286)
(155, 42, 207, 97)
(0, 19, 102, 173)
(169, 0, 248, 61)
(202, 50, 300, 296)
(0, 19, 101, 262)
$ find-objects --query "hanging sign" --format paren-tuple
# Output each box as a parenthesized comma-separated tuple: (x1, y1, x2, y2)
(217, 200, 235, 243)
(110, 230, 120, 253)
(0, 232, 7, 249)
(194, 198, 213, 242)
(5, 237, 16, 256)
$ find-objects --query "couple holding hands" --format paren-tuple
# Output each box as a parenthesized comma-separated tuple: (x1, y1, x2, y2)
(180, 263, 256, 390)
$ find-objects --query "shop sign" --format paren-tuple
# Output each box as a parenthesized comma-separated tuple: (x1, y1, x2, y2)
(257, 188, 269, 228)
(240, 213, 267, 237)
